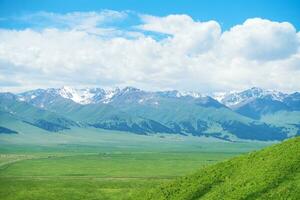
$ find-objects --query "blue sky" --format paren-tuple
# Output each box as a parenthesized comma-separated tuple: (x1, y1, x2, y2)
(0, 1, 299, 92)
(1, 0, 300, 30)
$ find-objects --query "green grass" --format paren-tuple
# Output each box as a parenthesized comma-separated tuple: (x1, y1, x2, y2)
(140, 136, 300, 200)
(0, 129, 271, 199)
(0, 147, 245, 199)
(0, 152, 238, 177)
(0, 151, 239, 200)
(0, 177, 163, 200)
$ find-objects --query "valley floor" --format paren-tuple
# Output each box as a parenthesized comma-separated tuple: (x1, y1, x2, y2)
(0, 130, 270, 200)
(0, 152, 234, 200)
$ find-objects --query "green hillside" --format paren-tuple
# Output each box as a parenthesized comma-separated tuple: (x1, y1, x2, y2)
(139, 136, 300, 200)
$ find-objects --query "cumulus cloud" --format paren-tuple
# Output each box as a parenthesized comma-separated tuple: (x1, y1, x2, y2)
(220, 18, 299, 61)
(0, 11, 299, 93)
(139, 14, 221, 55)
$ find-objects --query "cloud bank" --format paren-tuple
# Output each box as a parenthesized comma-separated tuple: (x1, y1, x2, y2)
(0, 11, 299, 92)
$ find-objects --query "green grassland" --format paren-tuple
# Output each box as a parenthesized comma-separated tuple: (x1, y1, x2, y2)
(0, 128, 270, 200)
(0, 152, 235, 200)
(140, 136, 300, 200)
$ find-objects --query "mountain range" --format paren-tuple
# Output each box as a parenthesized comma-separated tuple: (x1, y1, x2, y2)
(0, 86, 299, 141)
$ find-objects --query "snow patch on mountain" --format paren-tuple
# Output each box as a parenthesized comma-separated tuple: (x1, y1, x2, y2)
(58, 86, 93, 104)
(177, 91, 204, 98)
(212, 92, 229, 102)
(101, 88, 120, 104)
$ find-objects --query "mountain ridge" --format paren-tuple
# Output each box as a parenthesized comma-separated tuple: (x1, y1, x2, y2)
(16, 86, 297, 107)
(1, 87, 299, 141)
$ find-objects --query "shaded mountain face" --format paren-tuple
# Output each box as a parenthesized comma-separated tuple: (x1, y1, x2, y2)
(234, 98, 290, 119)
(283, 92, 300, 111)
(0, 87, 299, 141)
(0, 126, 18, 134)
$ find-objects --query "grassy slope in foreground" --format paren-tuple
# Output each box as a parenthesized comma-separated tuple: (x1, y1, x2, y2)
(140, 136, 300, 200)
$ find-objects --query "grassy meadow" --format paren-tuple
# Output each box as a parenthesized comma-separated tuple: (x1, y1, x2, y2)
(141, 136, 300, 200)
(0, 128, 270, 200)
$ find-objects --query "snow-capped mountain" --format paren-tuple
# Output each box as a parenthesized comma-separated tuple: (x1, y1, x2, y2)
(18, 86, 121, 105)
(211, 87, 300, 119)
(17, 86, 206, 106)
(2, 86, 299, 141)
(17, 86, 299, 118)
(216, 87, 287, 108)
(57, 86, 126, 104)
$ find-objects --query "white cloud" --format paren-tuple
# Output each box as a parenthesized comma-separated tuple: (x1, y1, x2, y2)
(0, 12, 299, 93)
(220, 18, 299, 61)
(19, 10, 128, 36)
(140, 14, 221, 55)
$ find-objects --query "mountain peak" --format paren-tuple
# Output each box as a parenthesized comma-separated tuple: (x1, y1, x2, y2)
(121, 87, 141, 93)
(249, 86, 263, 91)
(247, 87, 265, 94)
